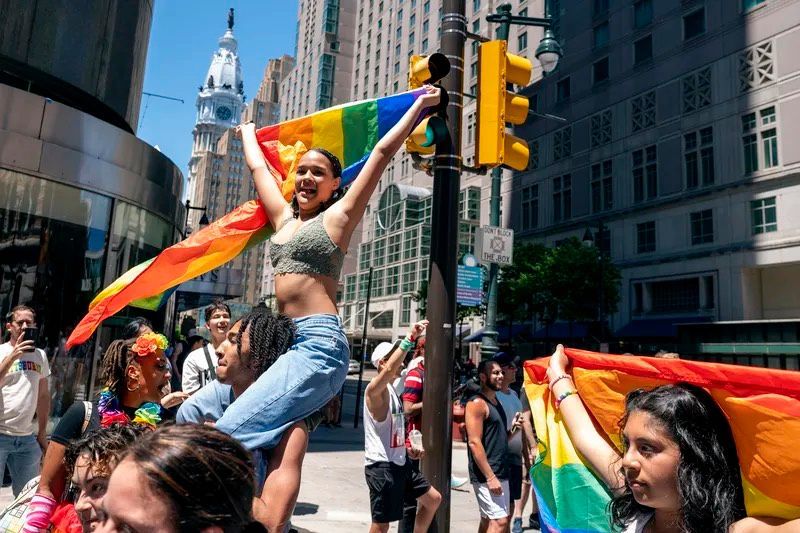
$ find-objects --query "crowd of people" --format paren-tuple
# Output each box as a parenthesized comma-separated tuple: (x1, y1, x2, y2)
(1, 79, 798, 532)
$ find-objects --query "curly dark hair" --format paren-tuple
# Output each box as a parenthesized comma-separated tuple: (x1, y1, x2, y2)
(64, 423, 147, 479)
(236, 310, 296, 377)
(290, 147, 347, 218)
(609, 383, 746, 533)
(123, 424, 262, 532)
(100, 339, 137, 398)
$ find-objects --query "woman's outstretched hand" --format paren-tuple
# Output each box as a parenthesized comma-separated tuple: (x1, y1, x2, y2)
(417, 84, 442, 109)
(235, 121, 256, 138)
(546, 344, 569, 382)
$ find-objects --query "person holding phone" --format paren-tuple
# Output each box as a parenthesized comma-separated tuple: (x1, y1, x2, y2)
(0, 304, 51, 496)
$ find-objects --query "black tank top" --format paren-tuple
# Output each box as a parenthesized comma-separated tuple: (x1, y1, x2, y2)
(467, 393, 509, 483)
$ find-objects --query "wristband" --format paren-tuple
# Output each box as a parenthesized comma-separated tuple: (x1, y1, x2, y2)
(549, 374, 572, 390)
(399, 337, 415, 353)
(555, 390, 578, 409)
(23, 494, 57, 531)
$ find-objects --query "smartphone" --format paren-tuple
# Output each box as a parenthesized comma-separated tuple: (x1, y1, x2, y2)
(510, 412, 522, 433)
(21, 327, 39, 350)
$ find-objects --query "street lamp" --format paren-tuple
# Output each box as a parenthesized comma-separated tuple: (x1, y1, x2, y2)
(183, 199, 209, 237)
(535, 29, 563, 74)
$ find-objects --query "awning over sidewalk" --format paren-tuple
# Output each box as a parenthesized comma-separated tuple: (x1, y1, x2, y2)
(464, 324, 529, 343)
(615, 316, 711, 338)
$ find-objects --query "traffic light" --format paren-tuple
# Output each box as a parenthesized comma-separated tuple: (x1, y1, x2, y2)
(407, 53, 450, 156)
(476, 40, 532, 171)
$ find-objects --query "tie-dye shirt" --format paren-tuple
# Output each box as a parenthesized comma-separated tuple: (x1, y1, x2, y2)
(0, 342, 50, 436)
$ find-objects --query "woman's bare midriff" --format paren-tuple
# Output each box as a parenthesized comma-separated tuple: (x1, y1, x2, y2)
(274, 273, 339, 318)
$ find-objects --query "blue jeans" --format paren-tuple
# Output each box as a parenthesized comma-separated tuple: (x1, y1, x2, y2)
(217, 314, 349, 451)
(0, 434, 41, 496)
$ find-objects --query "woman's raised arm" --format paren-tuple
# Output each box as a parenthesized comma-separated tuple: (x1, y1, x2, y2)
(238, 122, 293, 230)
(329, 86, 441, 238)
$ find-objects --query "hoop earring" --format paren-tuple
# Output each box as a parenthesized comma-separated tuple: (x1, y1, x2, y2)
(126, 379, 140, 392)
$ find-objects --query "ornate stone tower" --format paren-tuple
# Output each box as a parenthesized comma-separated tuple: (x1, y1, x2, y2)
(187, 8, 245, 203)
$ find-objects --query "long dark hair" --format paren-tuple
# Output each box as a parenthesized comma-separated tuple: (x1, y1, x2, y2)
(100, 339, 137, 398)
(609, 383, 746, 532)
(290, 147, 346, 218)
(123, 424, 263, 532)
(237, 310, 296, 377)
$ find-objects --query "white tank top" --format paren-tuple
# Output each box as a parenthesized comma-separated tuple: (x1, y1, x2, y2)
(364, 384, 406, 466)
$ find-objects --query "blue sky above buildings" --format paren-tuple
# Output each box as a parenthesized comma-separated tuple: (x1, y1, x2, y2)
(138, 0, 298, 183)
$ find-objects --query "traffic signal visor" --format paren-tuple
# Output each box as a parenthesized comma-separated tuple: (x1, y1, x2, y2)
(407, 53, 450, 156)
(477, 40, 532, 171)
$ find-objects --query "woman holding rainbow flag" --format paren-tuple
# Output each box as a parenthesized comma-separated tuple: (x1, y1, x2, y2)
(547, 344, 800, 533)
(215, 85, 441, 529)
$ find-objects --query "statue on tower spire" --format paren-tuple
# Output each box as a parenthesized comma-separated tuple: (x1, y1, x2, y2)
(227, 8, 234, 30)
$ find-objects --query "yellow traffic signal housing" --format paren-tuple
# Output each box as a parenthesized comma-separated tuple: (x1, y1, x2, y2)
(406, 53, 450, 156)
(477, 40, 533, 171)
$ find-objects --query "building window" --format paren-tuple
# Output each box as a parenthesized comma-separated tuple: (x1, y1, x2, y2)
(345, 275, 357, 301)
(593, 57, 609, 84)
(556, 77, 571, 102)
(690, 209, 714, 245)
(634, 34, 653, 65)
(683, 8, 705, 40)
(371, 268, 385, 297)
(386, 266, 400, 295)
(388, 234, 402, 263)
(553, 126, 572, 161)
(459, 187, 481, 221)
(632, 145, 657, 203)
(553, 174, 572, 222)
(633, 0, 653, 28)
(682, 67, 712, 113)
(593, 0, 609, 16)
(751, 197, 777, 234)
(422, 38, 428, 51)
(742, 106, 779, 173)
(652, 278, 700, 313)
(739, 41, 775, 92)
(743, 0, 767, 11)
(636, 221, 656, 253)
(631, 90, 656, 131)
(373, 238, 386, 266)
(359, 243, 372, 270)
(470, 61, 478, 79)
(400, 296, 412, 325)
(521, 184, 539, 230)
(684, 127, 714, 189)
(593, 22, 609, 49)
(518, 31, 528, 51)
(591, 160, 613, 213)
(530, 140, 540, 169)
(591, 109, 612, 148)
(402, 262, 417, 292)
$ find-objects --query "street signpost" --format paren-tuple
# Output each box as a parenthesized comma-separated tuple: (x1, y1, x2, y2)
(476, 225, 514, 265)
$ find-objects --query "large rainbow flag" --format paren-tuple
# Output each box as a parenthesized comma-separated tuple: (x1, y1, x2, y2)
(523, 348, 800, 532)
(66, 89, 429, 348)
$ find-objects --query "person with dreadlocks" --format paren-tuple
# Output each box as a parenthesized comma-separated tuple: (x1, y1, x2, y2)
(178, 309, 313, 532)
(23, 332, 173, 532)
(63, 424, 148, 532)
(216, 86, 441, 521)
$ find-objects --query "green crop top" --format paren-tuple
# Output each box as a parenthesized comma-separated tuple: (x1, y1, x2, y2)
(269, 211, 345, 279)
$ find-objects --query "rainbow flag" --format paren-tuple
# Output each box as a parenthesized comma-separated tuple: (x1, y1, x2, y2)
(523, 348, 800, 532)
(66, 89, 429, 348)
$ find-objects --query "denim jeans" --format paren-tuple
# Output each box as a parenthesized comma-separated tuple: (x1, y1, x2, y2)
(217, 314, 349, 451)
(0, 433, 41, 496)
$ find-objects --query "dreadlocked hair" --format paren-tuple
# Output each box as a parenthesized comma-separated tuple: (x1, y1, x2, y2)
(236, 310, 296, 378)
(100, 339, 137, 398)
(290, 147, 346, 218)
(64, 423, 148, 479)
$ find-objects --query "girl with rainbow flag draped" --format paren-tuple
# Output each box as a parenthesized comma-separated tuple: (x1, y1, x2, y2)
(214, 85, 441, 530)
(24, 332, 173, 532)
(547, 344, 800, 533)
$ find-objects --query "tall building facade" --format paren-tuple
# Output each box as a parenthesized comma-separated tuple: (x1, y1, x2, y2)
(513, 0, 800, 342)
(334, 0, 544, 344)
(0, 1, 184, 417)
(188, 16, 296, 306)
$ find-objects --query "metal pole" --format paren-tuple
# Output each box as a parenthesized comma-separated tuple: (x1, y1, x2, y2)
(480, 4, 512, 361)
(598, 221, 606, 347)
(422, 1, 465, 530)
(353, 266, 373, 429)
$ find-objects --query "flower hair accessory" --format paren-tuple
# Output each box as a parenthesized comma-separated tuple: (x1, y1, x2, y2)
(132, 332, 169, 357)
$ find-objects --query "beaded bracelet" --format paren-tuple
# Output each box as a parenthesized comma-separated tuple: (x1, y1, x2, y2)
(549, 374, 572, 390)
(555, 390, 578, 409)
(399, 337, 415, 352)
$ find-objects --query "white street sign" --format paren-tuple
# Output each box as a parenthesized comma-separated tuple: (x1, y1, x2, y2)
(476, 226, 514, 265)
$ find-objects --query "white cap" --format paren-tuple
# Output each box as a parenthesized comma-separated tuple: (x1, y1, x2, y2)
(370, 340, 402, 367)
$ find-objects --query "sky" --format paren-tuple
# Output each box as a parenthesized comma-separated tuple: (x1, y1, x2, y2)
(138, 0, 298, 180)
